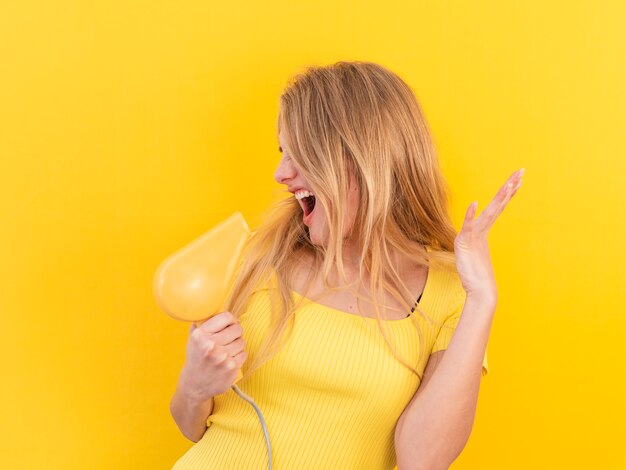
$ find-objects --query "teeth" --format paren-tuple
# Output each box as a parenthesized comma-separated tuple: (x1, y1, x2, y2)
(294, 190, 314, 200)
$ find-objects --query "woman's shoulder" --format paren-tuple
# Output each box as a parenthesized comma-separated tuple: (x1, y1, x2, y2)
(423, 245, 465, 308)
(429, 265, 465, 298)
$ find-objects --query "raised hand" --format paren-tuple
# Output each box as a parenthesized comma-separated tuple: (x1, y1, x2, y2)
(454, 168, 524, 304)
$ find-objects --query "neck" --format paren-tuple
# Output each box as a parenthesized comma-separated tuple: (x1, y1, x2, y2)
(326, 239, 406, 288)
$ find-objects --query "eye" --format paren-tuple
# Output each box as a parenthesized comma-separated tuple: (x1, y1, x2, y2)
(279, 146, 291, 161)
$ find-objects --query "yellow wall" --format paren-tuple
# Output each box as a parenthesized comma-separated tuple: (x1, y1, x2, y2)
(1, 1, 624, 468)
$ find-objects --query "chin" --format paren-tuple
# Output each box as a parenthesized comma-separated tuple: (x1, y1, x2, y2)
(305, 227, 323, 247)
(308, 231, 321, 246)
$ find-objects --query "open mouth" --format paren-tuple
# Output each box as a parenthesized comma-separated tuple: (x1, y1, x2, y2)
(302, 195, 316, 217)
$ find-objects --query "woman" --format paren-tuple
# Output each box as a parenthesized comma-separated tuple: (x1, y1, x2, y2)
(170, 61, 523, 469)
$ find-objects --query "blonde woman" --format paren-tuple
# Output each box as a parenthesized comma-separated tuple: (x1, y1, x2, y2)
(170, 61, 523, 469)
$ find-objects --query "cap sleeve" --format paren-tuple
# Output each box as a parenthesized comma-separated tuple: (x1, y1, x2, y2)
(430, 301, 490, 377)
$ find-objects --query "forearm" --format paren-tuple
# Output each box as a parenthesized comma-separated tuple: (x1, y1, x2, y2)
(395, 296, 495, 470)
(170, 383, 214, 442)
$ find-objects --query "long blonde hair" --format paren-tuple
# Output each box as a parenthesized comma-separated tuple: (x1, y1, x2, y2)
(224, 61, 459, 383)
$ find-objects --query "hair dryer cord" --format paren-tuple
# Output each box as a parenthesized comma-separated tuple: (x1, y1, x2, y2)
(231, 384, 273, 470)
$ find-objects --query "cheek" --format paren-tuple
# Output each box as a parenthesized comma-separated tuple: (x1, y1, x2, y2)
(349, 189, 359, 215)
(338, 193, 358, 233)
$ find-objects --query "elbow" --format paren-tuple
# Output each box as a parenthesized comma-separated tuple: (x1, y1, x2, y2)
(178, 419, 204, 443)
(396, 449, 461, 470)
(170, 397, 207, 443)
(397, 462, 452, 470)
(184, 430, 204, 443)
(396, 447, 442, 470)
(177, 422, 207, 444)
(395, 426, 469, 470)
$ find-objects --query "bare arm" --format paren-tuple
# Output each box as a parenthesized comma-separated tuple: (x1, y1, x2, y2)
(394, 297, 494, 469)
(169, 312, 248, 442)
(395, 169, 523, 469)
(170, 376, 214, 442)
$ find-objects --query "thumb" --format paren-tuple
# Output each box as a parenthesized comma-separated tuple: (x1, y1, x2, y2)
(465, 201, 478, 223)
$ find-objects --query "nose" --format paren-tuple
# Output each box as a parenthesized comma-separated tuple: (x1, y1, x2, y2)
(274, 154, 297, 185)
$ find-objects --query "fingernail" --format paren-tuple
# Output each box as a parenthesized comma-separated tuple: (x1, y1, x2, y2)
(519, 168, 525, 175)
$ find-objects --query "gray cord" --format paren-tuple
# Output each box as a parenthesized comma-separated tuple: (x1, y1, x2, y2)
(231, 384, 272, 470)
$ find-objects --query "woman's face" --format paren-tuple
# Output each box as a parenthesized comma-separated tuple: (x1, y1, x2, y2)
(274, 133, 359, 246)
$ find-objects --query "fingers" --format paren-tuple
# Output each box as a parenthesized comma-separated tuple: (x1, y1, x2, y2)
(496, 168, 524, 209)
(465, 201, 478, 224)
(216, 322, 244, 345)
(222, 337, 246, 357)
(499, 169, 524, 202)
(209, 341, 248, 371)
(193, 320, 244, 347)
(219, 350, 248, 372)
(197, 311, 239, 334)
(189, 326, 217, 354)
(190, 314, 245, 359)
(456, 201, 477, 247)
(183, 313, 249, 398)
(473, 168, 524, 233)
(232, 350, 249, 369)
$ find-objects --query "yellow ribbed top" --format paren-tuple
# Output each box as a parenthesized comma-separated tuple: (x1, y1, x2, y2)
(172, 266, 489, 469)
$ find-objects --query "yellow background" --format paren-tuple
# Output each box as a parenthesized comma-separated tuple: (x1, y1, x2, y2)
(1, 1, 624, 468)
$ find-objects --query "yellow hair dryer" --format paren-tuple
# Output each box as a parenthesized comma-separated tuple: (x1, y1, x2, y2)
(154, 212, 272, 467)
(153, 211, 251, 383)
